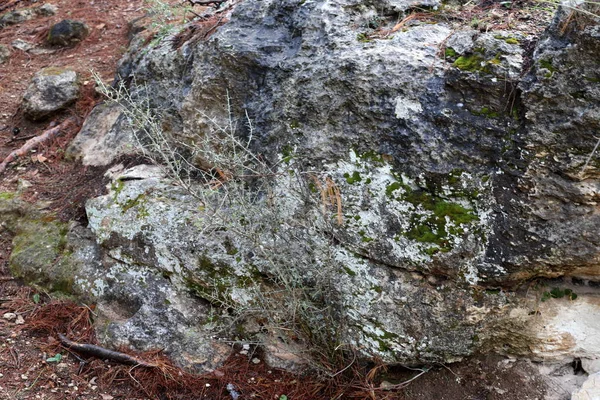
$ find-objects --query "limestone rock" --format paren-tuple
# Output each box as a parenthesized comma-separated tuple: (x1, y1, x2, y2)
(22, 67, 80, 121)
(572, 372, 600, 400)
(0, 4, 57, 27)
(11, 39, 34, 52)
(37, 4, 58, 16)
(582, 359, 600, 375)
(47, 19, 89, 47)
(66, 103, 135, 166)
(0, 9, 35, 27)
(20, 0, 600, 373)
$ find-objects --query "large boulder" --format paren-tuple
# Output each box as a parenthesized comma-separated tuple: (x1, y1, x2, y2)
(22, 67, 80, 121)
(31, 0, 600, 372)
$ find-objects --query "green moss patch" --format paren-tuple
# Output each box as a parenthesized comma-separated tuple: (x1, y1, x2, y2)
(9, 219, 75, 294)
(344, 171, 362, 184)
(445, 47, 457, 59)
(393, 175, 480, 252)
(541, 287, 577, 301)
(454, 53, 487, 72)
(0, 192, 16, 200)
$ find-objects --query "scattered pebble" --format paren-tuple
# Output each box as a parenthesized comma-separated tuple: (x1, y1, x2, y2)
(226, 383, 240, 400)
(2, 313, 16, 321)
(252, 358, 261, 364)
(15, 315, 25, 325)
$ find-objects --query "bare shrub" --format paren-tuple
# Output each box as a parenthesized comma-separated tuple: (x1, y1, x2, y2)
(93, 74, 352, 374)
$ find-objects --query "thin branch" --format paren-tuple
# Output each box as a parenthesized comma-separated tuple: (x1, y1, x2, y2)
(0, 118, 76, 175)
(58, 334, 157, 368)
(188, 0, 226, 6)
(579, 135, 600, 176)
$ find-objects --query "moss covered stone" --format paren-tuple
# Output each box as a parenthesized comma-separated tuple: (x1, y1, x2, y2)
(9, 219, 76, 294)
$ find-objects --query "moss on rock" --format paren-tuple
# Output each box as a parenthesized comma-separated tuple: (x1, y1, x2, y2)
(9, 218, 76, 295)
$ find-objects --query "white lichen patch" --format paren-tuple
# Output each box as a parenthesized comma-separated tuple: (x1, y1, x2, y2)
(394, 96, 423, 120)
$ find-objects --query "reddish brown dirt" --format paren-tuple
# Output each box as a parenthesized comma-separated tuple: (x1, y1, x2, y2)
(0, 0, 149, 215)
(0, 0, 557, 399)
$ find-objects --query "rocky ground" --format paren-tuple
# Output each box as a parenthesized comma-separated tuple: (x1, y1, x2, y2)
(0, 0, 591, 398)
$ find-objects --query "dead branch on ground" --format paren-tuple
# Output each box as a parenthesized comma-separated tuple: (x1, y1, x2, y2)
(0, 118, 76, 175)
(187, 0, 227, 6)
(58, 334, 157, 368)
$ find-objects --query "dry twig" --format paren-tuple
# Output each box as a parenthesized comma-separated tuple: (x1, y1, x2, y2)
(58, 334, 157, 368)
(0, 118, 77, 175)
(187, 0, 226, 6)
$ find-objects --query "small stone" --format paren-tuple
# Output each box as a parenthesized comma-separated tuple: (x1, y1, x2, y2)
(55, 363, 70, 378)
(47, 19, 90, 47)
(0, 45, 10, 64)
(0, 9, 34, 26)
(37, 4, 58, 16)
(2, 313, 16, 321)
(11, 39, 35, 52)
(21, 374, 28, 380)
(251, 358, 260, 364)
(15, 315, 25, 325)
(22, 67, 80, 121)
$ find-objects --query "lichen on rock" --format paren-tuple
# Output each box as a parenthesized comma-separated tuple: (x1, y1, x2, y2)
(12, 0, 600, 376)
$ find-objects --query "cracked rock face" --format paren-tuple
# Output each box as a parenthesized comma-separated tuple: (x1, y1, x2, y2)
(42, 0, 600, 373)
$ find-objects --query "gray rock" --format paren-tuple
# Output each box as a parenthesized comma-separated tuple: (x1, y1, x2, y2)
(37, 4, 58, 16)
(22, 67, 80, 121)
(24, 0, 600, 372)
(11, 39, 35, 52)
(572, 372, 600, 400)
(0, 4, 57, 27)
(47, 19, 89, 47)
(0, 44, 10, 63)
(582, 359, 600, 375)
(0, 9, 35, 27)
(66, 103, 135, 166)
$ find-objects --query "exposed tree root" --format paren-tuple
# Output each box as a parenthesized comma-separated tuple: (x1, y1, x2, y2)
(0, 117, 77, 175)
(58, 334, 157, 368)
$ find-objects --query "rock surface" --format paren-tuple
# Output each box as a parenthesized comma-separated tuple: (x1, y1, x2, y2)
(22, 67, 80, 120)
(35, 0, 600, 372)
(572, 372, 600, 400)
(47, 19, 89, 47)
(0, 4, 57, 28)
(66, 103, 135, 166)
